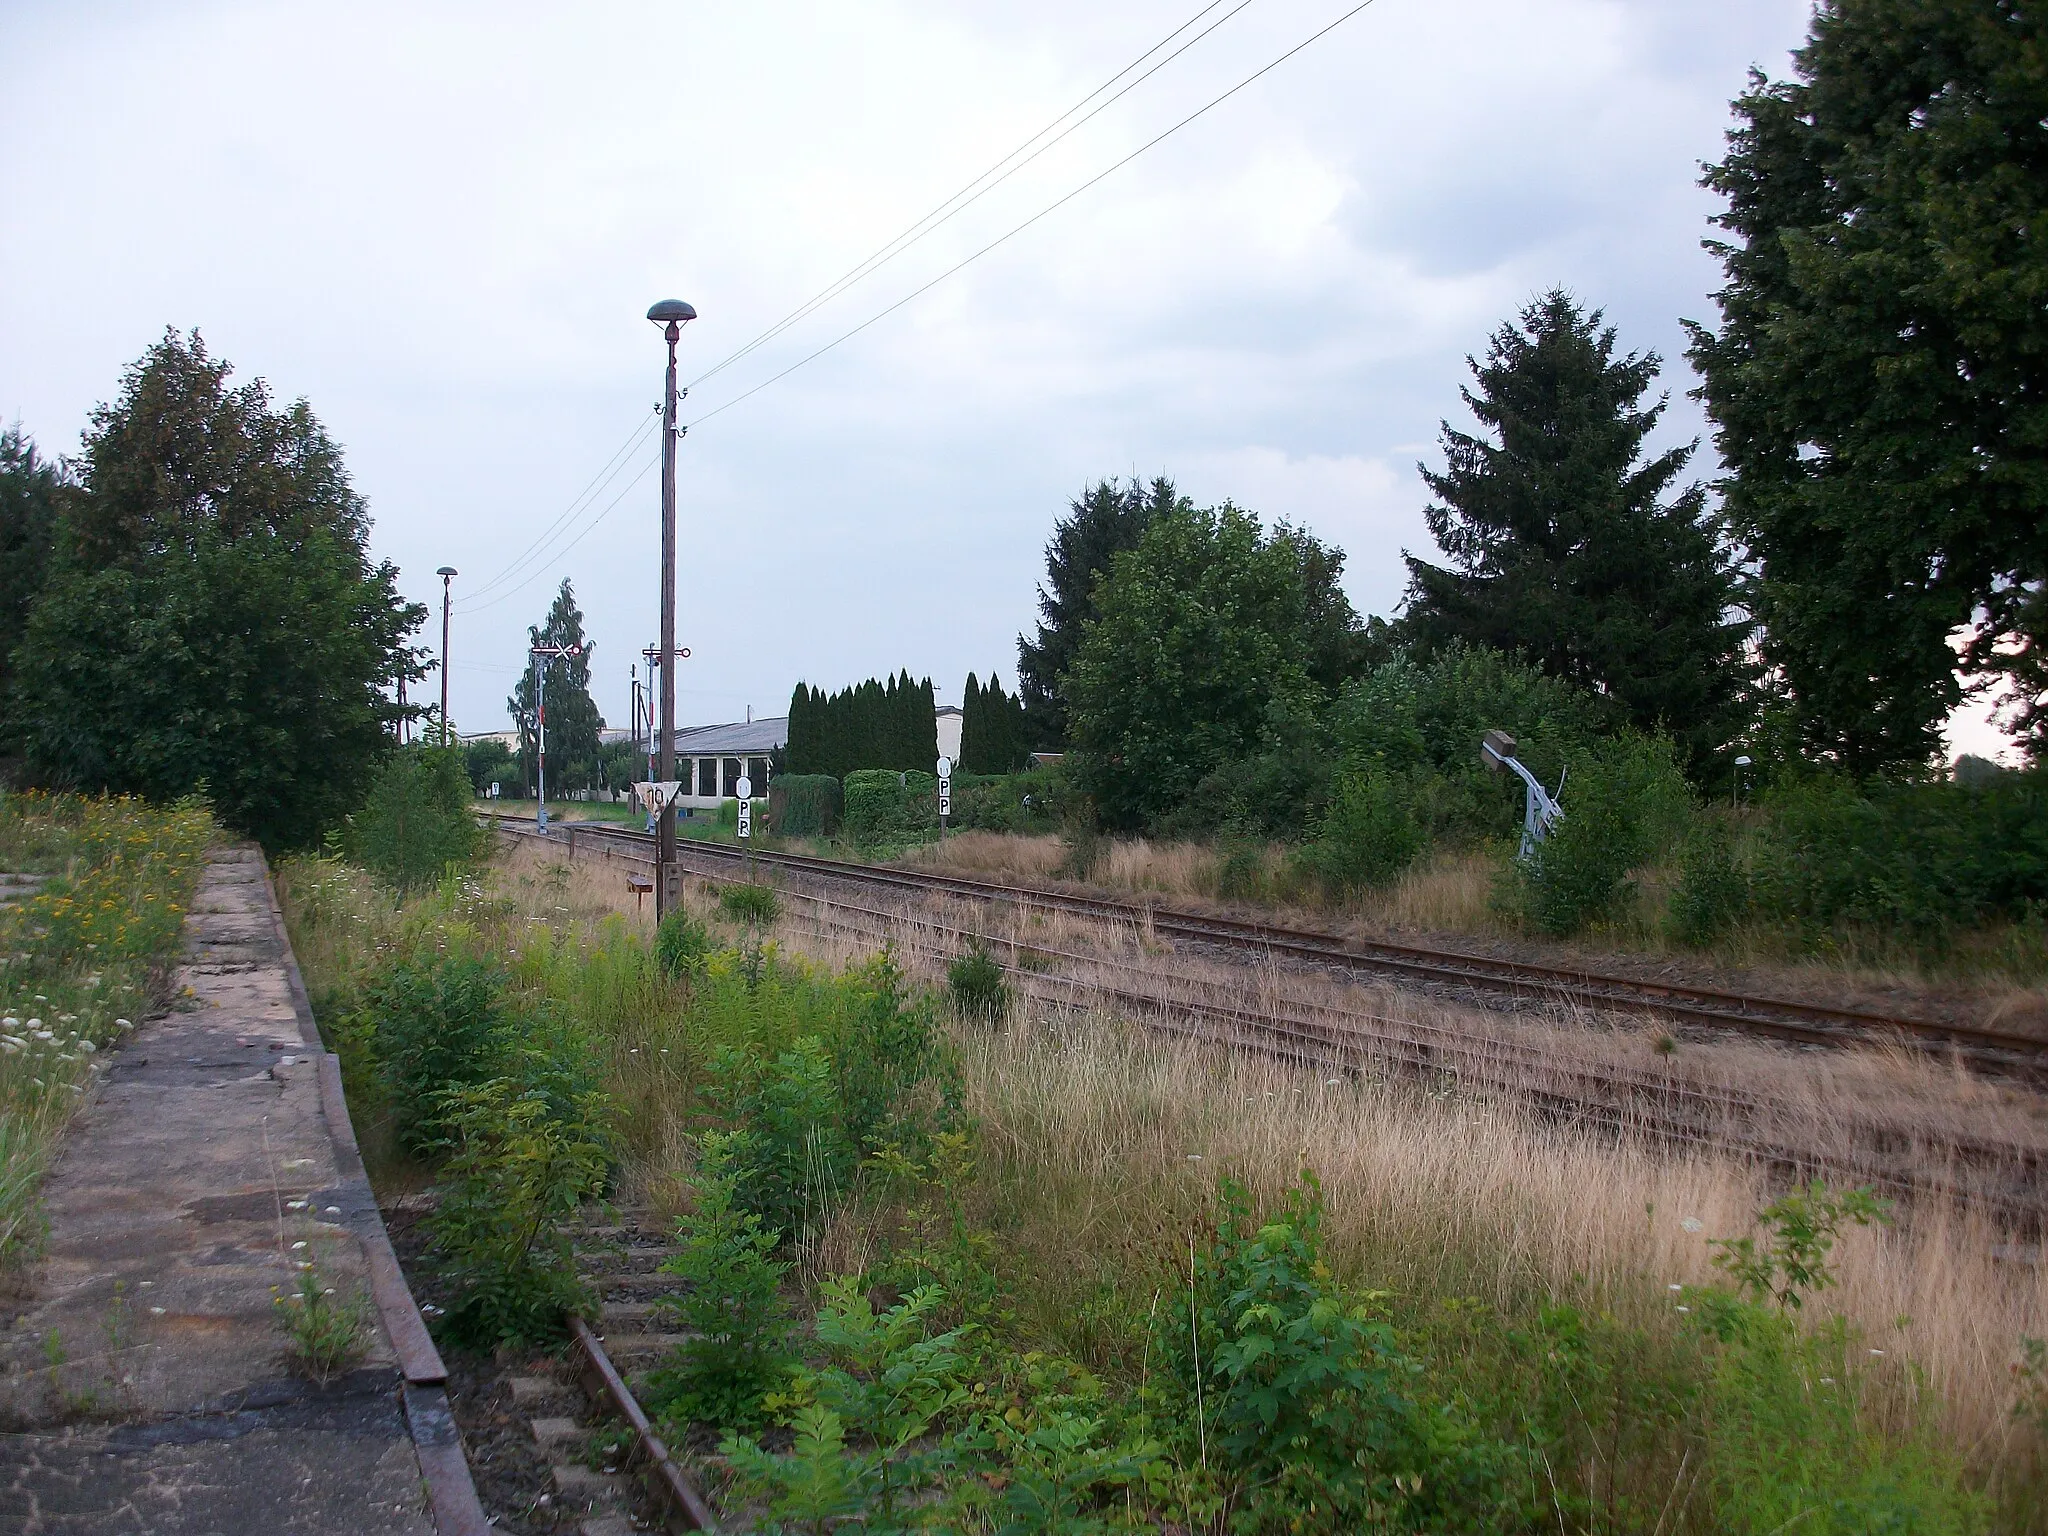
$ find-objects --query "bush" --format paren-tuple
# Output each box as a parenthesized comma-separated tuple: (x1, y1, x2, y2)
(946, 945, 1008, 1023)
(843, 769, 910, 848)
(769, 774, 842, 837)
(359, 951, 509, 1151)
(648, 1132, 794, 1429)
(352, 745, 484, 890)
(1508, 735, 1690, 936)
(1669, 822, 1752, 947)
(1751, 769, 2048, 940)
(423, 1079, 611, 1347)
(1301, 767, 1422, 895)
(655, 909, 711, 979)
(718, 882, 782, 925)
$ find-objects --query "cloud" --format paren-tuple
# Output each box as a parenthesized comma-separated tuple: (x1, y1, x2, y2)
(1, 0, 1873, 740)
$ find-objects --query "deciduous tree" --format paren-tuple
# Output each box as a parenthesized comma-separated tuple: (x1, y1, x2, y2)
(508, 580, 604, 794)
(1687, 0, 2048, 768)
(7, 331, 422, 848)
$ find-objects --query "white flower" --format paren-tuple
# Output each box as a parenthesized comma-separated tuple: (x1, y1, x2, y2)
(1, 1041, 20, 1055)
(34, 1030, 54, 1041)
(1675, 1305, 1691, 1313)
(1668, 1284, 1683, 1292)
(116, 1019, 132, 1030)
(324, 1206, 341, 1216)
(1681, 1217, 1704, 1233)
(291, 1241, 308, 1251)
(27, 1019, 43, 1030)
(1869, 1348, 1886, 1356)
(286, 1200, 308, 1210)
(1, 1017, 16, 1028)
(1186, 1154, 1203, 1161)
(79, 1040, 94, 1053)
(148, 1306, 166, 1316)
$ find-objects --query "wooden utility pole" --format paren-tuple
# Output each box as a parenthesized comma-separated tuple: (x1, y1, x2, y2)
(437, 566, 457, 743)
(647, 300, 697, 918)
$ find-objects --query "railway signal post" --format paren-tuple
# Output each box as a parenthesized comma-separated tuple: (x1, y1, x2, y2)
(647, 298, 698, 918)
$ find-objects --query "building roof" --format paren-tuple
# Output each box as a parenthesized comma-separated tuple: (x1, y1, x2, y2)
(670, 717, 789, 754)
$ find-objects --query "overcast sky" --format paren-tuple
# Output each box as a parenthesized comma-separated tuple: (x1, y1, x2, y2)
(0, 0, 2019, 760)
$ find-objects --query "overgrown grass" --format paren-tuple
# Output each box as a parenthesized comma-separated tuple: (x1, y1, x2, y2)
(0, 790, 212, 1264)
(279, 843, 2047, 1532)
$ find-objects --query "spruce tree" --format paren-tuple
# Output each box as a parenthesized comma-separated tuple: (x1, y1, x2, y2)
(0, 425, 64, 701)
(960, 673, 984, 772)
(1017, 476, 1187, 750)
(1403, 290, 1749, 771)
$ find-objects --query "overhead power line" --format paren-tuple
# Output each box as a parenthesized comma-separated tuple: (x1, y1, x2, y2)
(686, 0, 1259, 392)
(457, 412, 659, 609)
(687, 0, 1385, 431)
(456, 445, 661, 617)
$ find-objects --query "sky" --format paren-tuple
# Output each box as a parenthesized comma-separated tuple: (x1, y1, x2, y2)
(0, 0, 2021, 761)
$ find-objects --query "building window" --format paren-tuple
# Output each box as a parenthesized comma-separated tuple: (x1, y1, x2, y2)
(696, 758, 716, 797)
(722, 758, 743, 797)
(746, 757, 769, 793)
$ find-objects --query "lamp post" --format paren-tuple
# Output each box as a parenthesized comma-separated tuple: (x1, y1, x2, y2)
(1733, 754, 1753, 808)
(436, 566, 457, 744)
(647, 298, 697, 918)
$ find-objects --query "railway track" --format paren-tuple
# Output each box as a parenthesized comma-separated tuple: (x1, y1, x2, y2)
(494, 815, 2048, 1080)
(494, 817, 2046, 1229)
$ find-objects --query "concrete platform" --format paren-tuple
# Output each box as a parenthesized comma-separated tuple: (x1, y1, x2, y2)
(0, 844, 484, 1534)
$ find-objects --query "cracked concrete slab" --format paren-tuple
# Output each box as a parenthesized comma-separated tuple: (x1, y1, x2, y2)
(0, 845, 437, 1534)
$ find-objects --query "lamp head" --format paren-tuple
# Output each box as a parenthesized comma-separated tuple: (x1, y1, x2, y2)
(647, 299, 697, 327)
(437, 566, 457, 579)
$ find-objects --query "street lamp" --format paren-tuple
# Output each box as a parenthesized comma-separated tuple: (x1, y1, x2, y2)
(436, 566, 457, 745)
(1733, 754, 1753, 808)
(648, 298, 697, 916)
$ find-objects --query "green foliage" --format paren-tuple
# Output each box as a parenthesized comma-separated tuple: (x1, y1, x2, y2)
(1066, 501, 1363, 831)
(961, 671, 1031, 774)
(788, 671, 937, 778)
(273, 1263, 369, 1385)
(649, 1132, 794, 1429)
(1669, 820, 1752, 947)
(946, 944, 1008, 1023)
(358, 951, 509, 1151)
(1017, 475, 1186, 752)
(718, 882, 783, 926)
(1708, 1181, 1890, 1315)
(1750, 770, 2048, 940)
(350, 745, 483, 890)
(0, 424, 64, 704)
(423, 1078, 611, 1348)
(1404, 290, 1749, 770)
(460, 736, 516, 795)
(1689, 0, 2048, 768)
(1155, 1171, 1501, 1530)
(842, 769, 937, 849)
(655, 909, 711, 979)
(1301, 767, 1423, 895)
(506, 579, 604, 793)
(1507, 736, 1691, 936)
(5, 331, 423, 849)
(706, 1038, 848, 1241)
(768, 774, 842, 837)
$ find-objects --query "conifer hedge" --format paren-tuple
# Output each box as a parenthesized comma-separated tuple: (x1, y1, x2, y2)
(960, 671, 1030, 774)
(786, 672, 938, 778)
(768, 775, 842, 837)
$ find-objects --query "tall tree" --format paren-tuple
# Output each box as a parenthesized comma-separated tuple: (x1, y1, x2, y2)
(0, 424, 65, 703)
(1687, 0, 2048, 769)
(6, 332, 422, 847)
(1404, 291, 1750, 771)
(1017, 476, 1187, 750)
(962, 671, 1028, 773)
(1067, 502, 1347, 829)
(507, 580, 603, 794)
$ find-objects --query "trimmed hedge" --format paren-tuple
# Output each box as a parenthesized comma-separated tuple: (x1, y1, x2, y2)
(769, 775, 842, 837)
(843, 769, 939, 848)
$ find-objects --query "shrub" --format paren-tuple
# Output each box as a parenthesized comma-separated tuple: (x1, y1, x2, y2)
(423, 1079, 611, 1347)
(359, 952, 508, 1150)
(649, 1133, 794, 1429)
(1212, 835, 1271, 902)
(1669, 822, 1752, 947)
(704, 1039, 850, 1240)
(1750, 769, 2048, 941)
(718, 882, 782, 926)
(843, 769, 910, 848)
(769, 774, 842, 837)
(655, 909, 711, 979)
(1301, 767, 1422, 895)
(946, 945, 1008, 1023)
(351, 745, 483, 891)
(1507, 735, 1690, 936)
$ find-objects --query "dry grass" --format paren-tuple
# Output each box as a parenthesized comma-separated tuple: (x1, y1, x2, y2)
(955, 1010, 2048, 1457)
(477, 834, 2048, 1462)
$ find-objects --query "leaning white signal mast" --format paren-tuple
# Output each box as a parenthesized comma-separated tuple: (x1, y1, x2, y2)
(1480, 729, 1564, 859)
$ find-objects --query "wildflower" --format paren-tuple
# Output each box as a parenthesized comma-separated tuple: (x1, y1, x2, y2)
(286, 1200, 308, 1210)
(1186, 1154, 1203, 1161)
(79, 1040, 94, 1053)
(291, 1241, 308, 1251)
(148, 1306, 166, 1316)
(1675, 1305, 1691, 1313)
(1681, 1217, 1704, 1233)
(1870, 1348, 1886, 1356)
(1668, 1284, 1683, 1292)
